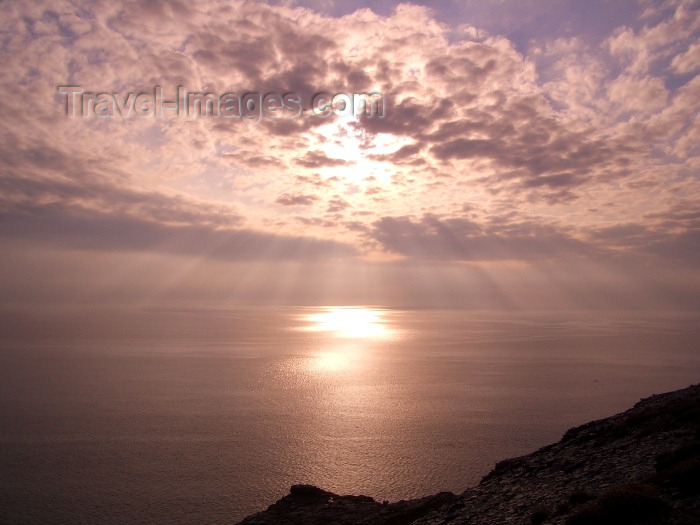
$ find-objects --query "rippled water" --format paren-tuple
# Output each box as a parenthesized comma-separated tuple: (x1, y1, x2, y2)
(1, 307, 699, 524)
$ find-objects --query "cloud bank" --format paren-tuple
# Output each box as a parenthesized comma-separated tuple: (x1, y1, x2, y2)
(0, 0, 698, 308)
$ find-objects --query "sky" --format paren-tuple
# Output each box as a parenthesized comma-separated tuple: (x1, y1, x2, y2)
(0, 0, 699, 310)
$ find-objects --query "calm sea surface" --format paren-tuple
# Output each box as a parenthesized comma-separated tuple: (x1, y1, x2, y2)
(1, 307, 699, 524)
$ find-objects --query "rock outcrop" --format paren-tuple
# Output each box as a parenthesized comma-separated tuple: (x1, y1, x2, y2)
(236, 485, 457, 525)
(236, 383, 700, 524)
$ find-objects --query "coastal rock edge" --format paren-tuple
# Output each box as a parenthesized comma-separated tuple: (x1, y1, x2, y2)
(236, 383, 700, 524)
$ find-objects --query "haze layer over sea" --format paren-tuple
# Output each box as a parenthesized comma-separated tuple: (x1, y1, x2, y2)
(1, 306, 699, 524)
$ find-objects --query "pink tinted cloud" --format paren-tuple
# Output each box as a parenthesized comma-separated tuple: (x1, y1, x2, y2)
(0, 0, 698, 309)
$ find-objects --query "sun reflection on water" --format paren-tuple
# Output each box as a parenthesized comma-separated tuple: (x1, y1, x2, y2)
(289, 307, 396, 375)
(310, 351, 353, 372)
(301, 306, 390, 339)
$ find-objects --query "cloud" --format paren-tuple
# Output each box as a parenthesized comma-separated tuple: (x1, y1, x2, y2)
(607, 74, 669, 113)
(294, 150, 349, 168)
(0, 141, 242, 228)
(326, 196, 351, 213)
(275, 193, 318, 206)
(671, 41, 700, 74)
(0, 199, 356, 261)
(369, 143, 423, 163)
(369, 213, 589, 261)
(425, 94, 641, 198)
(0, 0, 699, 307)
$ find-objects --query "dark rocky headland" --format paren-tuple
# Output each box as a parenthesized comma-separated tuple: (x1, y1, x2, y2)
(236, 383, 700, 524)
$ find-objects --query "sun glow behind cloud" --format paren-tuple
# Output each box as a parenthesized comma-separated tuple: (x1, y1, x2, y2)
(314, 117, 408, 187)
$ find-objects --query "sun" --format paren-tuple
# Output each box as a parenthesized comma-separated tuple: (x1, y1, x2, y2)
(312, 117, 410, 186)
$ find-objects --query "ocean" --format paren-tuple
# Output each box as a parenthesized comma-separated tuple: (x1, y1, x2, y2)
(1, 306, 699, 524)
